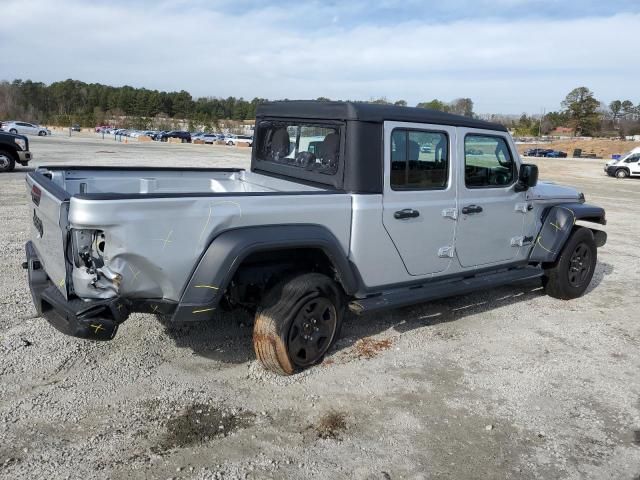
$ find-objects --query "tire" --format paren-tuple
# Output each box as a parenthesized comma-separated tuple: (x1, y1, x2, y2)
(0, 150, 16, 172)
(253, 273, 344, 375)
(9, 129, 17, 134)
(38, 130, 46, 136)
(542, 227, 597, 300)
(615, 169, 629, 179)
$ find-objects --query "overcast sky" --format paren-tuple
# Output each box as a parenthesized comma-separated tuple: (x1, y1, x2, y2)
(1, 0, 638, 113)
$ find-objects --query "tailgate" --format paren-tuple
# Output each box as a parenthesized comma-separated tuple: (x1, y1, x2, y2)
(26, 172, 71, 299)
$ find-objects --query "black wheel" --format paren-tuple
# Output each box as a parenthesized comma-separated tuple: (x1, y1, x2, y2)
(0, 150, 16, 172)
(253, 273, 343, 375)
(615, 169, 629, 179)
(542, 227, 597, 300)
(38, 130, 46, 136)
(9, 128, 17, 134)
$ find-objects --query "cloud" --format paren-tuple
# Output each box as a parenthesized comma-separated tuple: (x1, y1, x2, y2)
(0, 0, 638, 113)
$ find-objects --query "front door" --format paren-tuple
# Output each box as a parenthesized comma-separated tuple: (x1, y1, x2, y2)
(455, 130, 526, 267)
(625, 154, 640, 175)
(382, 122, 457, 276)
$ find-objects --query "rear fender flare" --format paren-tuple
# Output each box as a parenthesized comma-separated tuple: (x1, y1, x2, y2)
(171, 224, 358, 322)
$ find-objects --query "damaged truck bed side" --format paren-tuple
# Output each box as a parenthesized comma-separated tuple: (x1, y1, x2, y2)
(24, 101, 607, 375)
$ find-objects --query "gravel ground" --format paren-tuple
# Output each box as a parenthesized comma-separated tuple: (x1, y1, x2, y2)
(1, 134, 639, 480)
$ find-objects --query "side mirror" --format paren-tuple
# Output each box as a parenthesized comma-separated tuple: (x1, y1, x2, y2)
(515, 163, 538, 192)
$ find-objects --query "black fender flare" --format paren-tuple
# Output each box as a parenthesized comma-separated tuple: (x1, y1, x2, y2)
(529, 202, 606, 263)
(171, 224, 358, 322)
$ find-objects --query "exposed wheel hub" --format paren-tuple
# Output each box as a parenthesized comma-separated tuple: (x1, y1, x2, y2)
(0, 154, 10, 169)
(288, 297, 337, 367)
(568, 242, 591, 287)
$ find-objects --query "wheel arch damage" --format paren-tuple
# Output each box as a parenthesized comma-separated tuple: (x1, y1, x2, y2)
(171, 224, 359, 323)
(529, 203, 606, 263)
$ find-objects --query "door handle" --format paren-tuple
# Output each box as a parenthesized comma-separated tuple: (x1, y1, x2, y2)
(394, 208, 420, 220)
(461, 204, 483, 215)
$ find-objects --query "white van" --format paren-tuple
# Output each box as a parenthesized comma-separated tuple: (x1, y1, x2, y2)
(605, 147, 640, 178)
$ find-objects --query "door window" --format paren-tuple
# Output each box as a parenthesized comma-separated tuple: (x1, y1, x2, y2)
(624, 154, 640, 163)
(465, 135, 515, 188)
(390, 129, 448, 190)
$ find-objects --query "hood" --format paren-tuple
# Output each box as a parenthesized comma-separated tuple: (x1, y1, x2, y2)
(528, 181, 581, 202)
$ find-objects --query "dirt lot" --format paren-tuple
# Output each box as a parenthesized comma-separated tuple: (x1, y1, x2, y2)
(1, 135, 639, 480)
(517, 139, 640, 159)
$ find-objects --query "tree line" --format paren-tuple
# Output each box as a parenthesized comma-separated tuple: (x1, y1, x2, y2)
(509, 87, 640, 137)
(0, 79, 267, 129)
(0, 79, 638, 137)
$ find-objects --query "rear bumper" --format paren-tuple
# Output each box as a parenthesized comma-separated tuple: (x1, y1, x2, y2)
(17, 150, 32, 165)
(25, 241, 129, 340)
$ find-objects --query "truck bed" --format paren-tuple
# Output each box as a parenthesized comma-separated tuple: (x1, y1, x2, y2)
(26, 166, 352, 305)
(35, 166, 325, 197)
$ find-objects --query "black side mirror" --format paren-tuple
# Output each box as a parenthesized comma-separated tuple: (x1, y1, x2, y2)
(515, 163, 538, 192)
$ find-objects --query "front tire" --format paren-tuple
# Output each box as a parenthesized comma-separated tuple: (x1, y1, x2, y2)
(615, 169, 629, 179)
(9, 129, 17, 134)
(0, 150, 16, 172)
(253, 273, 343, 375)
(542, 227, 597, 300)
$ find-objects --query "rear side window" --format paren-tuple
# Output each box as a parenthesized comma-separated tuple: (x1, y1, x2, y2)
(390, 129, 448, 190)
(256, 121, 341, 176)
(465, 135, 515, 188)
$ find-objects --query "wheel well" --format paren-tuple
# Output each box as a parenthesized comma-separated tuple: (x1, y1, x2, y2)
(224, 247, 343, 308)
(0, 145, 18, 158)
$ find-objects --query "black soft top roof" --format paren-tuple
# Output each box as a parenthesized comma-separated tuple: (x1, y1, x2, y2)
(256, 100, 507, 132)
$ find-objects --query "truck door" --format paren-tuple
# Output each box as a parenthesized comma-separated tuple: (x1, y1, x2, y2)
(455, 130, 526, 267)
(382, 122, 457, 276)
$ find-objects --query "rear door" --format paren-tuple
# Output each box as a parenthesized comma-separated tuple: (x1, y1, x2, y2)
(455, 130, 526, 267)
(26, 173, 71, 298)
(382, 121, 457, 276)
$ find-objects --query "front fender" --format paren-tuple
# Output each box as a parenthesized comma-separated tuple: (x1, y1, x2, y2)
(529, 203, 606, 263)
(171, 224, 358, 323)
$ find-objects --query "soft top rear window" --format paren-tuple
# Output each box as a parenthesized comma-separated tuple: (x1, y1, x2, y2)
(255, 120, 341, 176)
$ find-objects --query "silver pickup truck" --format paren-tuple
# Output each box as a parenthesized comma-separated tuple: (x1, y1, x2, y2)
(24, 101, 607, 375)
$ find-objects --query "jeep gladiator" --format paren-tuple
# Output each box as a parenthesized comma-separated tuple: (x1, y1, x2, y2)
(24, 101, 607, 375)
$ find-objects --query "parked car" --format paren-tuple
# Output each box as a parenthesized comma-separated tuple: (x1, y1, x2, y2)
(545, 150, 567, 158)
(1, 121, 50, 136)
(71, 124, 81, 132)
(201, 134, 219, 144)
(523, 148, 552, 157)
(226, 134, 253, 146)
(0, 130, 32, 172)
(23, 101, 608, 376)
(160, 131, 191, 143)
(605, 147, 640, 178)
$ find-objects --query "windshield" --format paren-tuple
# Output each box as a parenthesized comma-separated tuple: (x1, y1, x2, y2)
(255, 120, 341, 176)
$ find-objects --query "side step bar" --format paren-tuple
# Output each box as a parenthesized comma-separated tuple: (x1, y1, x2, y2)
(349, 266, 543, 315)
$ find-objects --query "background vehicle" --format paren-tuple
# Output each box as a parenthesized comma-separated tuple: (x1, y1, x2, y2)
(605, 147, 640, 178)
(545, 150, 567, 158)
(1, 121, 50, 136)
(523, 148, 552, 157)
(201, 134, 219, 144)
(71, 124, 81, 132)
(23, 101, 606, 376)
(0, 130, 32, 172)
(226, 134, 253, 146)
(160, 131, 191, 143)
